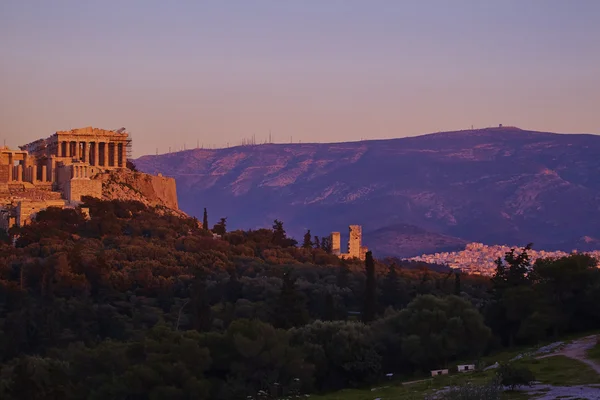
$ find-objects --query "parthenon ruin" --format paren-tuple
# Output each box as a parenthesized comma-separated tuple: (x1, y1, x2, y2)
(331, 225, 368, 260)
(0, 126, 131, 230)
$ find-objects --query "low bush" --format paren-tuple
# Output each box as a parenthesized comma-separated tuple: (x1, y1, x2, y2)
(496, 362, 535, 390)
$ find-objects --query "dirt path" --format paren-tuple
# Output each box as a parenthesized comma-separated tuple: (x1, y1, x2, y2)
(537, 334, 600, 374)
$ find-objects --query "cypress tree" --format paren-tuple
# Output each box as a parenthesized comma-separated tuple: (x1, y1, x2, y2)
(362, 251, 376, 323)
(202, 208, 209, 230)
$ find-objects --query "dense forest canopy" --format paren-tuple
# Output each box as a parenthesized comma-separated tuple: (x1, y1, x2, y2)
(0, 198, 599, 399)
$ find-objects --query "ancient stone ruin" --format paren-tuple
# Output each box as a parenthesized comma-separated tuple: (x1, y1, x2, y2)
(0, 126, 175, 230)
(331, 225, 368, 260)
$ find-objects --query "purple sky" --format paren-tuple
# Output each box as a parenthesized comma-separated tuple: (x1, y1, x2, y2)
(1, 0, 599, 157)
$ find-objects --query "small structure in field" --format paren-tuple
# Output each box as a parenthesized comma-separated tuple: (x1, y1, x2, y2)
(457, 364, 475, 373)
(431, 369, 449, 377)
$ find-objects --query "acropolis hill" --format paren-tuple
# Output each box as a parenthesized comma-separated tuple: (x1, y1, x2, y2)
(0, 127, 180, 230)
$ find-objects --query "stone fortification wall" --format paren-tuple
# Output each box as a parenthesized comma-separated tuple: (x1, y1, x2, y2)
(66, 179, 103, 202)
(95, 169, 180, 214)
(16, 199, 67, 226)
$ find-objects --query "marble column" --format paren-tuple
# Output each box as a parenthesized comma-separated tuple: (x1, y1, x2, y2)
(7, 154, 13, 181)
(42, 165, 47, 182)
(103, 142, 109, 167)
(93, 142, 98, 166)
(17, 165, 22, 182)
(82, 142, 88, 163)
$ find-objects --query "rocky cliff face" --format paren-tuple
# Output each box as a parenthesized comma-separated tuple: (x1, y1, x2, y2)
(95, 169, 182, 216)
(135, 127, 600, 255)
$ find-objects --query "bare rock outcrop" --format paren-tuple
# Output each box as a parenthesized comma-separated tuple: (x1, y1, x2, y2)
(94, 169, 184, 217)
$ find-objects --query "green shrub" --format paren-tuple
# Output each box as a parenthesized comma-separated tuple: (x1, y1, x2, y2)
(496, 362, 535, 390)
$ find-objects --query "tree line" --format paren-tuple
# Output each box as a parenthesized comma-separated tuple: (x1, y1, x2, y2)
(0, 199, 598, 399)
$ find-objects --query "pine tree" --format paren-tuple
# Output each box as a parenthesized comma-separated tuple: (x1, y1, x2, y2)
(302, 230, 313, 248)
(272, 219, 287, 246)
(362, 251, 376, 323)
(212, 217, 227, 235)
(202, 208, 209, 230)
(314, 236, 321, 249)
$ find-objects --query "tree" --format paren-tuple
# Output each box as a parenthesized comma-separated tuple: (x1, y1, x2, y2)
(212, 217, 227, 235)
(454, 271, 461, 296)
(362, 251, 376, 323)
(272, 219, 297, 247)
(226, 267, 243, 304)
(321, 235, 333, 254)
(323, 292, 335, 321)
(376, 295, 491, 370)
(314, 236, 321, 249)
(497, 363, 535, 391)
(272, 268, 309, 329)
(272, 219, 286, 246)
(527, 254, 600, 337)
(190, 275, 213, 332)
(202, 208, 209, 231)
(382, 263, 407, 309)
(487, 244, 536, 347)
(302, 230, 313, 249)
(290, 321, 381, 390)
(491, 244, 533, 289)
(126, 160, 138, 172)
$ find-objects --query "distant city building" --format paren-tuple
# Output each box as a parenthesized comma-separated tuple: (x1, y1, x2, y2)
(410, 242, 600, 276)
(331, 225, 368, 260)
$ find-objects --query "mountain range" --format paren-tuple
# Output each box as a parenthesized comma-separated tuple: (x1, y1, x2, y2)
(135, 126, 600, 257)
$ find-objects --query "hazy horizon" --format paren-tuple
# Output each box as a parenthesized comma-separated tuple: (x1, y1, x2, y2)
(2, 0, 599, 157)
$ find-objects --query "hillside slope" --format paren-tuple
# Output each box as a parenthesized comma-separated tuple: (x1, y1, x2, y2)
(135, 127, 600, 255)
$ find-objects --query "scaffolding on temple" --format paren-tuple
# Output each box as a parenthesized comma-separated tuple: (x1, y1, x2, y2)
(115, 127, 133, 161)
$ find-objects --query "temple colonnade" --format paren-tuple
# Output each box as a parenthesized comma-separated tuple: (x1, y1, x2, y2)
(56, 140, 127, 168)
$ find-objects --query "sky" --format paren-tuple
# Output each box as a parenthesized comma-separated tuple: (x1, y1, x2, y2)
(1, 0, 599, 157)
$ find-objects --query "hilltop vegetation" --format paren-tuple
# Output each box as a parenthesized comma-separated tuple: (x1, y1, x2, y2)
(0, 199, 599, 399)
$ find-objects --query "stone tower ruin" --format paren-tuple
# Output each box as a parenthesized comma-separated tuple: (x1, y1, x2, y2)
(331, 224, 368, 260)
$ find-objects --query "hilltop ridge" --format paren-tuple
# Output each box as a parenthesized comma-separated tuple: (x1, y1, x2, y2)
(136, 127, 600, 256)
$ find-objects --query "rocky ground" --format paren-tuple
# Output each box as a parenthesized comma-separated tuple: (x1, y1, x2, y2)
(96, 169, 187, 218)
(518, 335, 600, 399)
